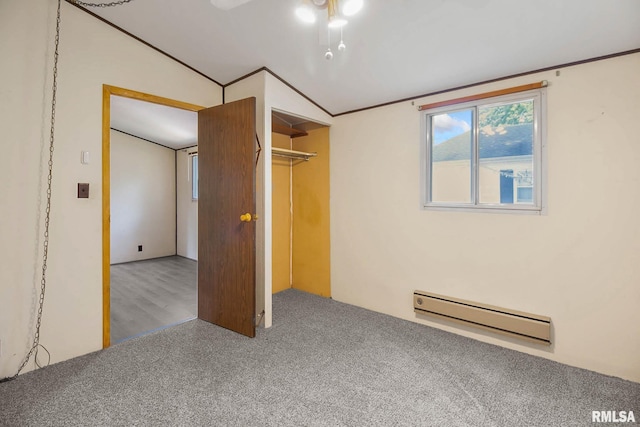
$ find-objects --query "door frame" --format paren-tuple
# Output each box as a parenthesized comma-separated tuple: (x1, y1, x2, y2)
(101, 85, 204, 348)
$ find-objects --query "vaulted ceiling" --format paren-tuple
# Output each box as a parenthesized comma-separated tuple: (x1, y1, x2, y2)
(75, 0, 640, 115)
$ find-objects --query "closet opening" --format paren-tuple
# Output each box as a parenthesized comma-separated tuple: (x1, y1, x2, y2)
(271, 110, 330, 298)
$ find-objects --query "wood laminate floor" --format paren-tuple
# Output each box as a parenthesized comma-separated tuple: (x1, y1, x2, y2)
(110, 256, 197, 344)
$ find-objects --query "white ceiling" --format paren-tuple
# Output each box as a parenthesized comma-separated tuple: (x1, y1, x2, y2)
(83, 0, 640, 116)
(110, 95, 197, 150)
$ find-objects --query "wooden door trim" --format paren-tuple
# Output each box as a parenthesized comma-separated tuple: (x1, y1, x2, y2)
(101, 85, 204, 348)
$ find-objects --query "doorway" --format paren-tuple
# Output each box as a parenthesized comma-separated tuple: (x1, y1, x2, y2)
(102, 85, 204, 347)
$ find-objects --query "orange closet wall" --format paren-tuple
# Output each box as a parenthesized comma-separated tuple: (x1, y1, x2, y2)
(271, 132, 292, 293)
(271, 127, 330, 297)
(292, 127, 331, 297)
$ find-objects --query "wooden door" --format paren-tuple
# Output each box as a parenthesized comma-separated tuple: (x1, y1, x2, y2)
(198, 97, 256, 338)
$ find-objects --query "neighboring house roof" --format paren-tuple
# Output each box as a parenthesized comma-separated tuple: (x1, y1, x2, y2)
(433, 124, 533, 161)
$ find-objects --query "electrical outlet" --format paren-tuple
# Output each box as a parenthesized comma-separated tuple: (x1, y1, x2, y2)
(138, 245, 143, 252)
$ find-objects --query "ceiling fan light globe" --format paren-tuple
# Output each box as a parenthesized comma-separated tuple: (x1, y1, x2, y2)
(342, 0, 363, 16)
(295, 4, 317, 23)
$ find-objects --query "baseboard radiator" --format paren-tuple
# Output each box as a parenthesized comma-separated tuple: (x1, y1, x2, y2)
(413, 291, 551, 345)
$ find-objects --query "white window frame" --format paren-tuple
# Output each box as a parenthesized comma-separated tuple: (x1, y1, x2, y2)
(421, 88, 546, 214)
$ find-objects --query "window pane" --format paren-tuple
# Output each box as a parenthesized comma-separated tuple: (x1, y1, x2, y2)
(499, 169, 514, 203)
(477, 100, 534, 205)
(430, 109, 473, 203)
(192, 155, 198, 200)
(517, 186, 533, 203)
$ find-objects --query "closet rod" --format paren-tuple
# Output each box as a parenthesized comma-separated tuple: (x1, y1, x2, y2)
(272, 147, 317, 161)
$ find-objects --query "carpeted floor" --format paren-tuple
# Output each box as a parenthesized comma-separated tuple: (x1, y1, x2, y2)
(0, 289, 638, 426)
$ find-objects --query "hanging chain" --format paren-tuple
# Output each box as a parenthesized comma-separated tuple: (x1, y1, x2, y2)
(2, 0, 135, 384)
(71, 0, 135, 7)
(6, 0, 63, 381)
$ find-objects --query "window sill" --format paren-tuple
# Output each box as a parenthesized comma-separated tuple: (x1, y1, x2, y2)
(423, 204, 544, 215)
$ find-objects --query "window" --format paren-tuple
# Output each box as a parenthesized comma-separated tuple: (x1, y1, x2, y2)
(192, 155, 198, 200)
(422, 88, 545, 213)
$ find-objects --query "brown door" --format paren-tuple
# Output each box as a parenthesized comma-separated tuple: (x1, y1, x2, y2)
(198, 97, 256, 338)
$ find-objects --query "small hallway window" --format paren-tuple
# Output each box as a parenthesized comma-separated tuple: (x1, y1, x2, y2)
(192, 154, 198, 200)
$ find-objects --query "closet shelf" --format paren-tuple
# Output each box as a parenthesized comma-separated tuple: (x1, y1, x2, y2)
(272, 147, 317, 161)
(272, 123, 308, 138)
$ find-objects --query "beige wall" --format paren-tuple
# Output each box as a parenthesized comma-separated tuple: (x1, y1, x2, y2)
(0, 0, 221, 378)
(176, 149, 198, 260)
(272, 133, 292, 293)
(330, 52, 640, 382)
(292, 128, 331, 297)
(110, 130, 176, 264)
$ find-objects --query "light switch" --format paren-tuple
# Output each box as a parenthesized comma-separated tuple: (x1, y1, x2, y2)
(81, 151, 90, 164)
(78, 183, 89, 198)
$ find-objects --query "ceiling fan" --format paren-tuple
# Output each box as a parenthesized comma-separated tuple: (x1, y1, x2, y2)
(295, 0, 364, 59)
(208, 0, 364, 59)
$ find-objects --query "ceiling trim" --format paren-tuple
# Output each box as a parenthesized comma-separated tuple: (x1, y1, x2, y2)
(65, 1, 639, 119)
(223, 67, 333, 117)
(65, 0, 224, 87)
(223, 66, 265, 87)
(110, 127, 177, 151)
(263, 67, 333, 118)
(334, 47, 640, 117)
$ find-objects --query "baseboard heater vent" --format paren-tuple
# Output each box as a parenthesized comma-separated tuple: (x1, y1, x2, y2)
(413, 291, 551, 345)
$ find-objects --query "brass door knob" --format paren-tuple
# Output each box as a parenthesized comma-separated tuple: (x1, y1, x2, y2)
(240, 213, 252, 222)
